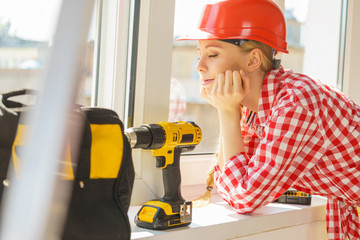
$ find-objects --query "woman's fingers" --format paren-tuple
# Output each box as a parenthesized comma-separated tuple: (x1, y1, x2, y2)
(240, 70, 249, 94)
(212, 70, 244, 96)
(200, 86, 208, 99)
(232, 70, 241, 93)
(224, 70, 234, 94)
(217, 72, 225, 94)
(212, 72, 223, 95)
(206, 70, 248, 110)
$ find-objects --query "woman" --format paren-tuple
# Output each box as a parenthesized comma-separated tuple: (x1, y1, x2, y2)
(178, 0, 360, 239)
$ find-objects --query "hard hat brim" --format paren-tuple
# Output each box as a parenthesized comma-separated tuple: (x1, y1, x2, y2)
(176, 29, 225, 41)
(176, 29, 289, 54)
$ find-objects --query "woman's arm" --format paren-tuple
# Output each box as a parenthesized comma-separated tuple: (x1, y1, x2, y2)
(200, 70, 254, 170)
(218, 109, 244, 169)
(214, 104, 325, 213)
(210, 70, 248, 168)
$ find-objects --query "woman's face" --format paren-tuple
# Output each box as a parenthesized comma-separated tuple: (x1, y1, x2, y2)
(196, 39, 249, 92)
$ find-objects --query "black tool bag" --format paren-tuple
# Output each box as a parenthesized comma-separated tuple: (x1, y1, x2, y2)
(0, 90, 135, 240)
(62, 107, 135, 240)
(0, 90, 21, 203)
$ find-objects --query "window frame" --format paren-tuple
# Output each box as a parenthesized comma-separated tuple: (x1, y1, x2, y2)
(123, 0, 176, 205)
(342, 0, 360, 105)
(93, 0, 132, 119)
(103, 0, 359, 205)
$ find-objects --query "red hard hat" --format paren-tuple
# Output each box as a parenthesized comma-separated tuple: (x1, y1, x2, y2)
(177, 0, 289, 53)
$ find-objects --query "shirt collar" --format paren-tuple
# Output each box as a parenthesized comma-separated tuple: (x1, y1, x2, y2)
(256, 66, 286, 126)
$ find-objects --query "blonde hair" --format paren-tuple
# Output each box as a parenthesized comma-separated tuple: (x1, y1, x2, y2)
(239, 40, 274, 73)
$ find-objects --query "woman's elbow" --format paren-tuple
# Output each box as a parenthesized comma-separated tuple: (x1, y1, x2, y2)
(228, 196, 264, 214)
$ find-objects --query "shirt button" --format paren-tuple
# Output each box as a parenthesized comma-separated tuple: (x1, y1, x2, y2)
(348, 206, 353, 211)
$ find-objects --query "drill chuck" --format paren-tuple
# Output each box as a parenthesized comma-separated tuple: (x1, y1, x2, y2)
(125, 121, 202, 168)
(125, 124, 165, 149)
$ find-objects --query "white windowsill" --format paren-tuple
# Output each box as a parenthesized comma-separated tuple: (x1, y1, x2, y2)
(129, 185, 327, 240)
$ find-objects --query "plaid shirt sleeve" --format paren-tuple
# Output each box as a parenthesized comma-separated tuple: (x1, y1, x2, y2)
(214, 100, 326, 213)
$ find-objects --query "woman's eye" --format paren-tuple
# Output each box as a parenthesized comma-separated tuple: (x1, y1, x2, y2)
(209, 54, 218, 58)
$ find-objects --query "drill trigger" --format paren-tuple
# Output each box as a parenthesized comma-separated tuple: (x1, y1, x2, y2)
(155, 156, 166, 168)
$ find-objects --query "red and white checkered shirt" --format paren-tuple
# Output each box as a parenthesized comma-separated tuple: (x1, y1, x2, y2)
(214, 66, 360, 240)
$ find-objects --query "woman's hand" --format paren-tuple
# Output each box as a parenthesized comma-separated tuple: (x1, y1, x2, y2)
(200, 83, 215, 107)
(201, 70, 250, 112)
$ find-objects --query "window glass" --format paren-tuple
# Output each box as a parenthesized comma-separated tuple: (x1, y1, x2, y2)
(0, 0, 95, 106)
(171, 0, 343, 154)
(171, 0, 219, 154)
(282, 0, 342, 88)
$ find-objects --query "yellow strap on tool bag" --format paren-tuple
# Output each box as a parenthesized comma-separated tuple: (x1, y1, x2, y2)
(11, 124, 76, 180)
(90, 124, 123, 179)
(11, 124, 27, 175)
(10, 110, 124, 180)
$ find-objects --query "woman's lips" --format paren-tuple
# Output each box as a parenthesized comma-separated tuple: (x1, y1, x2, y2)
(201, 79, 214, 86)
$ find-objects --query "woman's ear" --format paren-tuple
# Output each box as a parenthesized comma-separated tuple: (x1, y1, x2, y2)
(246, 48, 262, 72)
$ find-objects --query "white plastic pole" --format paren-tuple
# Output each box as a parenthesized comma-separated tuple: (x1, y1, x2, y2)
(0, 0, 95, 239)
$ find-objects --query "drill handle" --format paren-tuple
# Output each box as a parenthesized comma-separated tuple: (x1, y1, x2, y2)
(162, 147, 184, 204)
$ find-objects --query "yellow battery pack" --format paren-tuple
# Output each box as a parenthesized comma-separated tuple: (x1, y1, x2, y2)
(135, 200, 192, 230)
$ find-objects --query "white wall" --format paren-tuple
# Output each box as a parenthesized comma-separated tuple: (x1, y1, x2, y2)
(302, 0, 341, 87)
(343, 0, 360, 105)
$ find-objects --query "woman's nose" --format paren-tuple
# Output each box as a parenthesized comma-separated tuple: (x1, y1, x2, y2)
(196, 56, 207, 73)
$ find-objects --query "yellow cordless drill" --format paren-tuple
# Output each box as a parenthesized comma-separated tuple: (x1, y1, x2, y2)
(125, 121, 202, 230)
